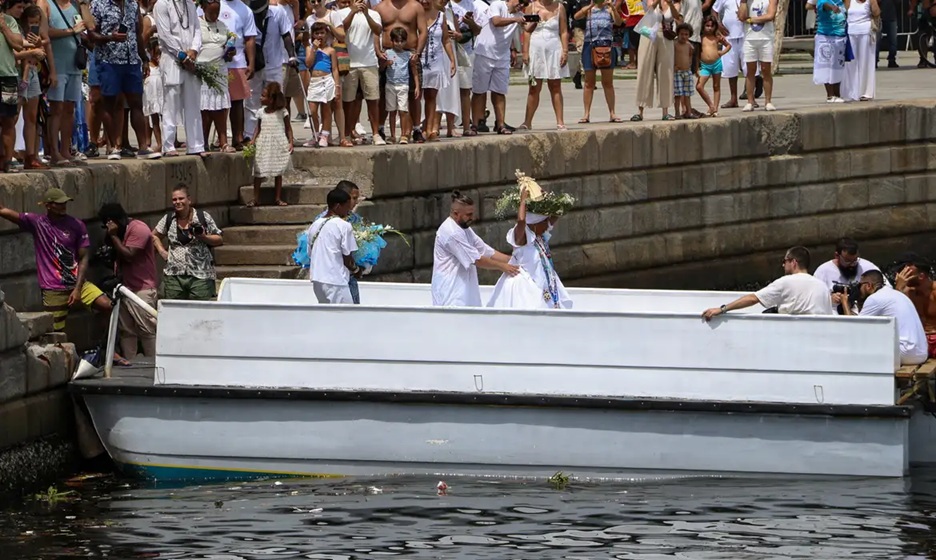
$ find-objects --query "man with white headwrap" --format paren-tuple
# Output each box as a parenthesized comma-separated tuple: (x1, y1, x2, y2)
(487, 185, 572, 309)
(431, 191, 518, 307)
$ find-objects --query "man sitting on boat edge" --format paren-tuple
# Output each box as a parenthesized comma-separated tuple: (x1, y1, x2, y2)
(431, 191, 518, 307)
(702, 246, 835, 321)
(835, 269, 928, 366)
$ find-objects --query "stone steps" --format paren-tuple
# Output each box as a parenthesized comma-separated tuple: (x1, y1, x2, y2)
(214, 244, 296, 266)
(216, 265, 301, 280)
(223, 224, 305, 245)
(16, 312, 54, 341)
(229, 204, 325, 225)
(238, 185, 331, 206)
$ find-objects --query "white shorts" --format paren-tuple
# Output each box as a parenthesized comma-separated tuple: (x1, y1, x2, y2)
(307, 74, 336, 104)
(722, 37, 745, 78)
(313, 281, 353, 304)
(743, 38, 774, 64)
(385, 82, 409, 112)
(471, 54, 509, 96)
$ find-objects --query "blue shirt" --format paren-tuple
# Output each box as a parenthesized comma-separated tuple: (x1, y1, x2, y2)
(584, 6, 614, 43)
(48, 0, 81, 75)
(816, 0, 847, 36)
(385, 48, 411, 85)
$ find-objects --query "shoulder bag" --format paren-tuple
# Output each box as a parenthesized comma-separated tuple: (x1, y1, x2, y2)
(588, 9, 613, 68)
(50, 0, 88, 69)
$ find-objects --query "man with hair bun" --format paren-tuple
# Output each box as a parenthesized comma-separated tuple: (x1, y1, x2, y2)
(431, 190, 518, 307)
(702, 246, 834, 320)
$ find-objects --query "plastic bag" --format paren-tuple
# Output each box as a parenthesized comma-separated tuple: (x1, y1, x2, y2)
(634, 11, 660, 41)
(353, 236, 388, 267)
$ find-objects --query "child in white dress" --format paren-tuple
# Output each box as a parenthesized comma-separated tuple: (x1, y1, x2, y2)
(142, 38, 164, 152)
(248, 82, 294, 207)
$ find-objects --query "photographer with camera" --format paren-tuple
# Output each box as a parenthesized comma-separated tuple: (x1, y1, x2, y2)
(836, 269, 928, 366)
(814, 237, 887, 289)
(98, 202, 158, 358)
(152, 184, 224, 301)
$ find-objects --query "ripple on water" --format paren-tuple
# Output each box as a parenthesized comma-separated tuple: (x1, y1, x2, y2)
(2, 469, 936, 559)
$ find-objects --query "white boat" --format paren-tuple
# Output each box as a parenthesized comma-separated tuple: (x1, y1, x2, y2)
(69, 278, 936, 482)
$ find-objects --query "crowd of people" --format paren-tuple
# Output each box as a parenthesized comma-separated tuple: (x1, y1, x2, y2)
(0, 0, 925, 171)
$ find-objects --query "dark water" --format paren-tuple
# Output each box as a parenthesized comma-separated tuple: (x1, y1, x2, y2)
(3, 469, 936, 559)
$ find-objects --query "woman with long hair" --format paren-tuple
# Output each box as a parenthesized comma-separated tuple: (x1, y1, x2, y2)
(520, 0, 569, 130)
(420, 0, 456, 141)
(574, 0, 623, 123)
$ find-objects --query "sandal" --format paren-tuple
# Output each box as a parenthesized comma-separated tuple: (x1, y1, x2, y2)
(464, 126, 478, 137)
(556, 124, 568, 131)
(219, 144, 236, 153)
(578, 117, 590, 124)
(113, 354, 131, 367)
(662, 114, 677, 121)
(630, 114, 643, 122)
(495, 126, 513, 135)
(339, 139, 354, 147)
(245, 200, 257, 207)
(609, 116, 623, 123)
(164, 150, 180, 157)
(51, 159, 74, 167)
(275, 199, 288, 207)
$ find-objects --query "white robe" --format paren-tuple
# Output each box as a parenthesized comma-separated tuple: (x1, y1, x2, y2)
(487, 225, 572, 309)
(154, 0, 205, 153)
(430, 217, 494, 307)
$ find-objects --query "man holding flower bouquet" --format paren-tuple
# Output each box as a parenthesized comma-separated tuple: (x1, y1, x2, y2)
(153, 0, 206, 156)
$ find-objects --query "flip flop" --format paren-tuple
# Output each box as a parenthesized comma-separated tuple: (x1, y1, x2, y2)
(630, 114, 643, 122)
(663, 114, 677, 121)
(609, 116, 623, 123)
(113, 354, 131, 367)
(275, 199, 288, 206)
(578, 117, 590, 124)
(495, 126, 513, 135)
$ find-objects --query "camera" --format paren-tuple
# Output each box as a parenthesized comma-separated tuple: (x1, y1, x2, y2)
(832, 282, 862, 309)
(190, 223, 205, 236)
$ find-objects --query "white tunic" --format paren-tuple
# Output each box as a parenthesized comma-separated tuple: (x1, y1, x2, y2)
(488, 225, 572, 309)
(431, 217, 494, 307)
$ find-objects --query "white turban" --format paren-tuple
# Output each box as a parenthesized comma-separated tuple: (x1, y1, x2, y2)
(527, 213, 548, 225)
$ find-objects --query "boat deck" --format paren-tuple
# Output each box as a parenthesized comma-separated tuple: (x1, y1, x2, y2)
(70, 361, 912, 419)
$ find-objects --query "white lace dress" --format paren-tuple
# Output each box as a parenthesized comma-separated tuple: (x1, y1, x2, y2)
(252, 108, 292, 178)
(528, 16, 569, 80)
(198, 17, 232, 111)
(421, 12, 452, 91)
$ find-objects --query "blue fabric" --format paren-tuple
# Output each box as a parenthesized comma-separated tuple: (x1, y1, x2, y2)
(385, 49, 411, 85)
(88, 54, 100, 87)
(47, 72, 82, 102)
(581, 41, 618, 71)
(296, 44, 308, 71)
(348, 276, 360, 304)
(311, 49, 332, 73)
(48, 0, 80, 75)
(584, 7, 614, 43)
(72, 93, 89, 151)
(99, 62, 144, 97)
(816, 0, 847, 37)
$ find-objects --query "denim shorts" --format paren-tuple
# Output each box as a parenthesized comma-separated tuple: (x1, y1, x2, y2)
(47, 72, 83, 103)
(88, 55, 100, 87)
(98, 62, 144, 97)
(582, 41, 618, 72)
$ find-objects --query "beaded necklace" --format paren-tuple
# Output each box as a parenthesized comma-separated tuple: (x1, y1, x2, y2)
(533, 234, 560, 308)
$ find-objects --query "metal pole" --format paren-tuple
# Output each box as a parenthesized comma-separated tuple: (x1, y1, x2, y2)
(103, 298, 121, 379)
(117, 285, 158, 318)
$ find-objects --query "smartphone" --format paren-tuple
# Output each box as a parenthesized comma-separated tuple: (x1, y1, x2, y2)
(29, 24, 39, 35)
(73, 14, 82, 25)
(118, 23, 128, 33)
(523, 14, 540, 22)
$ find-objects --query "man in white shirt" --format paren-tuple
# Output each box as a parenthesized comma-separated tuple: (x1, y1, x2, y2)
(219, 0, 258, 147)
(471, 0, 524, 135)
(245, 3, 295, 137)
(154, 0, 206, 156)
(307, 187, 361, 304)
(431, 191, 519, 307)
(335, 0, 384, 144)
(712, 0, 745, 108)
(813, 237, 886, 289)
(838, 269, 929, 365)
(703, 246, 835, 320)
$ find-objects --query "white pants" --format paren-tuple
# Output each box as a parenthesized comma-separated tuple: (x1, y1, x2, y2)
(162, 72, 205, 154)
(841, 32, 875, 101)
(245, 66, 287, 138)
(313, 281, 353, 304)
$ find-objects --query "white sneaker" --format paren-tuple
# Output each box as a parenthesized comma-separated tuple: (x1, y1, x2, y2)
(318, 132, 330, 148)
(826, 97, 835, 103)
(354, 123, 367, 136)
(373, 136, 387, 146)
(302, 138, 317, 148)
(765, 103, 777, 111)
(303, 120, 311, 129)
(107, 151, 121, 160)
(742, 103, 754, 112)
(832, 97, 845, 103)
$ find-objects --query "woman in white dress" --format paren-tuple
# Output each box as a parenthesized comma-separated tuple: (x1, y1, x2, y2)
(487, 187, 572, 310)
(520, 0, 570, 130)
(842, 0, 879, 101)
(198, 0, 235, 152)
(420, 0, 456, 141)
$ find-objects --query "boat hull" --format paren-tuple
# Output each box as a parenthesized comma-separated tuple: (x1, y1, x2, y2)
(81, 391, 911, 481)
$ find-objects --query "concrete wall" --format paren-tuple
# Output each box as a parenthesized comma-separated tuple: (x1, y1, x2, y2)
(289, 100, 936, 287)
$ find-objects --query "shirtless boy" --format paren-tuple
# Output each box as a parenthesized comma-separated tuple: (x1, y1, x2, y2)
(375, 0, 427, 141)
(673, 24, 695, 119)
(895, 257, 936, 358)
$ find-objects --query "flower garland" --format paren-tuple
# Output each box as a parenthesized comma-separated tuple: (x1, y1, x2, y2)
(493, 170, 576, 219)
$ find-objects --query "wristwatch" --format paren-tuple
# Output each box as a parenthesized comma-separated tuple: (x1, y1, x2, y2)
(719, 304, 727, 314)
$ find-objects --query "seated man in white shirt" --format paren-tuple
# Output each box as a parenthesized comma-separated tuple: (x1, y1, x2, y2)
(702, 246, 835, 320)
(306, 187, 361, 304)
(813, 237, 886, 289)
(837, 269, 929, 365)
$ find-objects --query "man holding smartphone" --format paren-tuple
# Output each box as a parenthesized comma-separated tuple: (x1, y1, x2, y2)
(471, 0, 526, 135)
(89, 0, 158, 159)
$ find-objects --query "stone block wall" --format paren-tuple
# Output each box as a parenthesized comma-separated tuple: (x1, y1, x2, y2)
(288, 100, 936, 288)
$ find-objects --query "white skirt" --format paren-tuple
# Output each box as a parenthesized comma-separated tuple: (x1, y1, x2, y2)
(813, 34, 847, 85)
(200, 81, 231, 111)
(841, 32, 876, 100)
(142, 74, 164, 116)
(307, 74, 336, 103)
(527, 30, 570, 80)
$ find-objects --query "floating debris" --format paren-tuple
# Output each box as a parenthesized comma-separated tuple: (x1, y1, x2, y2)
(547, 471, 570, 490)
(437, 481, 448, 496)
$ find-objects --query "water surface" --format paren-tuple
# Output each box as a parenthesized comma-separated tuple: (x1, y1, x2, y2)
(3, 469, 936, 559)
